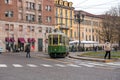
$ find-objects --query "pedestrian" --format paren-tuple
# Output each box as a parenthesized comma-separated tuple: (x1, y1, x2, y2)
(104, 41, 112, 59)
(94, 46, 98, 52)
(114, 46, 118, 52)
(25, 45, 31, 58)
(71, 45, 74, 52)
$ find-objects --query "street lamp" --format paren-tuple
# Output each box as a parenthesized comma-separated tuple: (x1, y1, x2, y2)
(74, 11, 84, 51)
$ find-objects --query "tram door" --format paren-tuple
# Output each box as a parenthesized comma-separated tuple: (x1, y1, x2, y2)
(38, 39, 43, 51)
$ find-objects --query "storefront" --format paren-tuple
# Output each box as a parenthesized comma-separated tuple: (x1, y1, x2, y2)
(27, 38, 36, 51)
(18, 38, 26, 51)
(5, 37, 15, 52)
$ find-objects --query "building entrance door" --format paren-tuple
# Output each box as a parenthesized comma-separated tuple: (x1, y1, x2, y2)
(38, 39, 43, 51)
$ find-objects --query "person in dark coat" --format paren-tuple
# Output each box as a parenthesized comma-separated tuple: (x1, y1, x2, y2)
(25, 45, 31, 58)
(94, 46, 98, 52)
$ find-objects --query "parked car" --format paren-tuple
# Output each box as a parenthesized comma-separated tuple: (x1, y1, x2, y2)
(0, 40, 5, 53)
(0, 46, 3, 54)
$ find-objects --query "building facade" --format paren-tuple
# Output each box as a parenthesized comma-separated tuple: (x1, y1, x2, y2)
(0, 0, 105, 52)
(0, 0, 55, 52)
(54, 0, 74, 39)
(73, 10, 102, 49)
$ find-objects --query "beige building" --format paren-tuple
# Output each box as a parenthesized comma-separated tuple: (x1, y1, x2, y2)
(54, 0, 74, 39)
(72, 10, 102, 49)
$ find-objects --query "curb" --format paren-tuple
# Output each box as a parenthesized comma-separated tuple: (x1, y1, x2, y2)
(69, 55, 117, 63)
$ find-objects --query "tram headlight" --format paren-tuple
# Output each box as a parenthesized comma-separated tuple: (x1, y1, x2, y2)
(54, 49, 56, 51)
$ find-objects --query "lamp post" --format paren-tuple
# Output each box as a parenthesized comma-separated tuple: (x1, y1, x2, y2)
(74, 11, 84, 51)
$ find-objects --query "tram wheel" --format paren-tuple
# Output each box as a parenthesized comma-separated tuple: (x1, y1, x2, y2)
(49, 53, 56, 58)
(49, 53, 54, 58)
(65, 52, 69, 56)
(62, 55, 66, 58)
(60, 54, 66, 58)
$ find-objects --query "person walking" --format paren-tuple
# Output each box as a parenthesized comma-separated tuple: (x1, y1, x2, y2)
(104, 41, 112, 59)
(25, 45, 31, 58)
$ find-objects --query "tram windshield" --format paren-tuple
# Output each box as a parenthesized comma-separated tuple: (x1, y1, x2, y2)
(59, 35, 62, 45)
(53, 35, 58, 45)
(49, 34, 68, 45)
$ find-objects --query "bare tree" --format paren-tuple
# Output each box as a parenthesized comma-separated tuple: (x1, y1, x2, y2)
(109, 6, 120, 47)
(99, 6, 120, 47)
(114, 6, 120, 47)
(99, 11, 116, 43)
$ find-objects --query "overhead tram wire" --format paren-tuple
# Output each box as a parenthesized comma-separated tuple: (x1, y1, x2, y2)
(74, 0, 119, 9)
(75, 0, 116, 9)
(74, 0, 89, 7)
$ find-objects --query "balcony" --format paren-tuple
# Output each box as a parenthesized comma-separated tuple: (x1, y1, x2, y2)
(59, 25, 69, 30)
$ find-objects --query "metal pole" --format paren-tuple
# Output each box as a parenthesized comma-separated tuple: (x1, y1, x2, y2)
(78, 11, 81, 51)
(45, 33, 46, 52)
(78, 20, 80, 51)
(75, 11, 84, 51)
(8, 24, 10, 52)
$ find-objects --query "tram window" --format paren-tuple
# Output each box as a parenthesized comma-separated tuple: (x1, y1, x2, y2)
(63, 37, 65, 45)
(59, 35, 62, 45)
(48, 35, 52, 45)
(66, 38, 69, 45)
(53, 35, 58, 44)
(65, 37, 67, 45)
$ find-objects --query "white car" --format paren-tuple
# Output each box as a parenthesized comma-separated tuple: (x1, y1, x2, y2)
(0, 47, 3, 53)
(0, 40, 5, 53)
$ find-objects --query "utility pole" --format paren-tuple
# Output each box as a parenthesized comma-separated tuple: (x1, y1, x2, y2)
(74, 11, 84, 51)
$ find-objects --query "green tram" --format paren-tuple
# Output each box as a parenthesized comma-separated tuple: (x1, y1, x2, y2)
(48, 31, 69, 58)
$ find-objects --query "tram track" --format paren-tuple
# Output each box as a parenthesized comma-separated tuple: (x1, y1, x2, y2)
(33, 55, 74, 64)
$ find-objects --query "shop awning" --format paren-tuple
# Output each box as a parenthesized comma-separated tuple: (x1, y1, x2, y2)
(28, 38, 32, 43)
(31, 38, 36, 42)
(27, 38, 36, 43)
(10, 38, 15, 42)
(18, 38, 26, 43)
(5, 37, 10, 42)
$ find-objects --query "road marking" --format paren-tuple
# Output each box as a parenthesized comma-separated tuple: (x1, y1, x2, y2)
(95, 66, 117, 70)
(79, 63, 94, 67)
(88, 63, 104, 66)
(13, 64, 23, 67)
(55, 64, 66, 67)
(27, 64, 38, 67)
(0, 64, 7, 67)
(67, 64, 81, 67)
(41, 64, 53, 67)
(0, 62, 119, 69)
(34, 56, 73, 64)
(43, 58, 73, 64)
(106, 62, 120, 66)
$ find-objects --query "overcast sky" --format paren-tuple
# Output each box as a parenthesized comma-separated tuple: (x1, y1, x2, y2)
(67, 0, 120, 15)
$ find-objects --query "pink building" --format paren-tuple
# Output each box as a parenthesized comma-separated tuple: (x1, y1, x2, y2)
(0, 0, 55, 52)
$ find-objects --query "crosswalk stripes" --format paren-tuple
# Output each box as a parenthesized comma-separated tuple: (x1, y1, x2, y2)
(0, 62, 120, 68)
(55, 64, 66, 67)
(67, 64, 81, 67)
(41, 64, 53, 67)
(0, 64, 7, 67)
(106, 62, 120, 66)
(79, 63, 95, 67)
(13, 64, 23, 67)
(27, 64, 38, 67)
(88, 62, 105, 66)
(104, 62, 120, 68)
